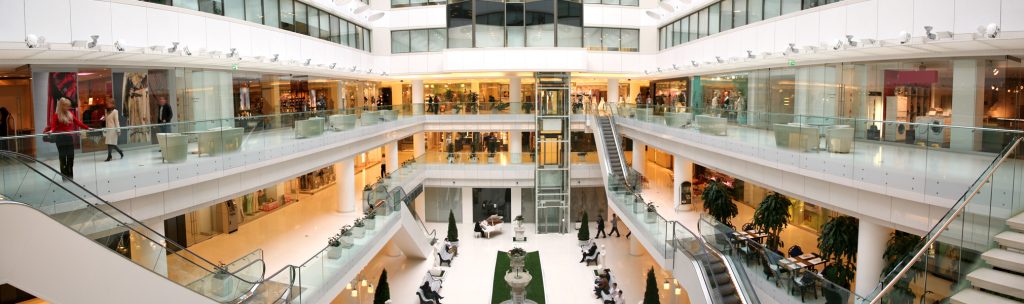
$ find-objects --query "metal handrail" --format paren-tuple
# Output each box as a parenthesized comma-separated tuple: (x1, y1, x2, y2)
(865, 136, 1024, 303)
(695, 221, 756, 304)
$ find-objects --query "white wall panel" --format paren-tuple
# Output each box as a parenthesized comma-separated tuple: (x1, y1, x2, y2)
(24, 0, 71, 43)
(147, 8, 180, 48)
(954, 0, 1001, 34)
(228, 22, 253, 56)
(844, 0, 877, 40)
(876, 0, 912, 40)
(912, 0, 954, 37)
(818, 6, 846, 44)
(109, 2, 149, 49)
(1002, 0, 1024, 31)
(69, 0, 112, 45)
(176, 13, 207, 50)
(0, 0, 26, 42)
(203, 18, 231, 54)
(792, 13, 820, 48)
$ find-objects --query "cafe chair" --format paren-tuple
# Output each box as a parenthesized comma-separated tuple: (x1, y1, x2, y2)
(791, 271, 819, 302)
(759, 252, 783, 287)
(741, 222, 756, 231)
(788, 245, 804, 258)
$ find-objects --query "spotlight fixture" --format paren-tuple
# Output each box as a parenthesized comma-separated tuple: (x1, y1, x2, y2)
(366, 68, 374, 74)
(329, 63, 337, 69)
(644, 70, 650, 75)
(672, 64, 679, 70)
(350, 66, 358, 72)
(25, 34, 45, 48)
(977, 23, 1000, 39)
(690, 60, 698, 67)
(88, 35, 99, 49)
(168, 42, 180, 53)
(924, 26, 936, 40)
(227, 48, 238, 58)
(366, 12, 385, 22)
(304, 59, 312, 66)
(898, 31, 912, 44)
(746, 50, 755, 59)
(783, 43, 798, 56)
(644, 10, 663, 20)
(715, 56, 724, 63)
(353, 3, 369, 14)
(656, 67, 663, 73)
(183, 46, 192, 56)
(271, 54, 280, 62)
(380, 71, 387, 76)
(114, 39, 127, 52)
(845, 35, 858, 47)
(658, 1, 676, 12)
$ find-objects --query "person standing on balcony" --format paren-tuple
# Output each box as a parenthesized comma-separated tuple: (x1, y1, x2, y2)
(380, 154, 387, 178)
(44, 98, 91, 179)
(101, 102, 123, 162)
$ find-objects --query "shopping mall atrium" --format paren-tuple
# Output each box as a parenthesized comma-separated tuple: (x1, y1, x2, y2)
(2, 0, 1024, 303)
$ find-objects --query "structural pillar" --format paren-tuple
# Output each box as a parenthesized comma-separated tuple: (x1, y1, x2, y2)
(951, 59, 984, 152)
(461, 187, 474, 224)
(412, 79, 424, 115)
(130, 218, 168, 277)
(511, 187, 523, 220)
(673, 155, 694, 211)
(607, 78, 620, 111)
(629, 235, 643, 256)
(632, 139, 646, 176)
(510, 131, 523, 163)
(413, 133, 425, 158)
(385, 242, 403, 257)
(855, 219, 891, 296)
(510, 77, 522, 114)
(337, 158, 356, 213)
(386, 142, 398, 175)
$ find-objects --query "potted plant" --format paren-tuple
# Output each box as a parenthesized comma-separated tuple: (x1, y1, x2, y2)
(351, 219, 366, 238)
(339, 226, 355, 248)
(446, 210, 459, 246)
(644, 202, 658, 223)
(508, 247, 528, 275)
(701, 180, 737, 228)
(643, 267, 660, 304)
(881, 231, 923, 303)
(577, 211, 591, 245)
(363, 211, 377, 230)
(818, 216, 858, 304)
(374, 269, 391, 304)
(514, 215, 525, 227)
(751, 192, 792, 252)
(328, 234, 344, 259)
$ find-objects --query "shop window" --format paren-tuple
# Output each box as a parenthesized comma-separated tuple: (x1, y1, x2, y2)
(781, 0, 801, 14)
(506, 3, 526, 47)
(410, 30, 429, 52)
(200, 0, 225, 15)
(557, 0, 583, 47)
(429, 29, 447, 51)
(688, 13, 698, 41)
(294, 2, 308, 35)
(392, 31, 411, 53)
(475, 0, 506, 48)
(720, 0, 733, 31)
(748, 0, 763, 23)
(263, 0, 280, 27)
(307, 7, 320, 39)
(319, 10, 331, 40)
(734, 0, 747, 27)
(245, 0, 263, 24)
(708, 3, 720, 35)
(525, 0, 555, 47)
(763, 0, 781, 19)
(447, 0, 473, 48)
(329, 16, 341, 43)
(280, 0, 295, 32)
(225, 0, 245, 19)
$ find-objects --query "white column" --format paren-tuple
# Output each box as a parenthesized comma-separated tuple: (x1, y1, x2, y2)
(390, 83, 403, 106)
(386, 142, 398, 175)
(413, 133, 425, 158)
(510, 77, 522, 114)
(855, 220, 891, 296)
(461, 187, 474, 224)
(632, 139, 646, 176)
(415, 192, 427, 225)
(511, 187, 522, 220)
(951, 59, 984, 152)
(385, 242, 403, 257)
(337, 158, 356, 213)
(510, 131, 523, 163)
(629, 235, 643, 256)
(673, 155, 694, 211)
(607, 78, 620, 109)
(130, 218, 168, 277)
(412, 79, 424, 115)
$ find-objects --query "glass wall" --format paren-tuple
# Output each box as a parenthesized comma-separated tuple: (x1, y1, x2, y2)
(445, 0, 585, 48)
(658, 0, 846, 50)
(391, 28, 447, 54)
(581, 0, 638, 6)
(145, 0, 371, 52)
(391, 0, 446, 8)
(583, 27, 639, 52)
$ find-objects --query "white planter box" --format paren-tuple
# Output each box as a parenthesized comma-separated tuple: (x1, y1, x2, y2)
(364, 218, 376, 230)
(351, 226, 366, 238)
(328, 245, 343, 259)
(340, 236, 355, 248)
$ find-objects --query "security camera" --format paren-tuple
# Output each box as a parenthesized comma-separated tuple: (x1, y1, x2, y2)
(25, 34, 45, 48)
(643, 70, 650, 75)
(183, 46, 192, 56)
(671, 64, 679, 70)
(114, 39, 127, 51)
(88, 35, 99, 49)
(227, 48, 238, 58)
(715, 56, 724, 63)
(690, 60, 698, 67)
(846, 35, 857, 47)
(924, 26, 936, 40)
(898, 31, 911, 44)
(350, 66, 358, 72)
(366, 68, 374, 74)
(656, 67, 663, 73)
(329, 63, 337, 69)
(783, 43, 798, 56)
(168, 42, 180, 53)
(304, 59, 312, 66)
(978, 23, 1000, 39)
(747, 50, 755, 59)
(271, 54, 280, 62)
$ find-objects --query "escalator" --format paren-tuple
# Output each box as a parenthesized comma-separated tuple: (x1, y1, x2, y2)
(0, 151, 266, 304)
(597, 115, 628, 183)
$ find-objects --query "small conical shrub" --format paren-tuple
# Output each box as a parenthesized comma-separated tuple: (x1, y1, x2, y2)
(373, 269, 390, 304)
(447, 209, 459, 242)
(643, 267, 660, 304)
(577, 211, 590, 241)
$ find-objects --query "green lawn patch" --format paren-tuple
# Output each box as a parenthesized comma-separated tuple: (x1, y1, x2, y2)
(491, 251, 546, 304)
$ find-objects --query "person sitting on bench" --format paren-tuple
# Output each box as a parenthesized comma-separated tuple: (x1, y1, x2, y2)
(419, 281, 443, 303)
(580, 241, 598, 263)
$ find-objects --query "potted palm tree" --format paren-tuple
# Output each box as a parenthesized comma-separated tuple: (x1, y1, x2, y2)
(751, 192, 792, 252)
(339, 225, 355, 248)
(643, 267, 660, 304)
(328, 233, 344, 259)
(351, 219, 366, 238)
(818, 216, 858, 304)
(578, 211, 591, 246)
(881, 231, 923, 303)
(447, 210, 459, 246)
(701, 180, 737, 227)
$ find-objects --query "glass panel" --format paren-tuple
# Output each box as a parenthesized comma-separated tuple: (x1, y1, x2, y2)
(764, 0, 781, 19)
(556, 0, 582, 47)
(720, 0, 733, 31)
(525, 0, 555, 47)
(245, 0, 263, 24)
(659, 27, 667, 50)
(709, 3, 720, 35)
(679, 17, 689, 43)
(602, 0, 619, 5)
(601, 28, 620, 51)
(620, 0, 638, 6)
(279, 0, 294, 31)
(294, 2, 308, 35)
(476, 0, 506, 48)
(225, 0, 245, 20)
(363, 28, 371, 51)
(748, 0, 762, 23)
(429, 28, 447, 51)
(330, 15, 340, 43)
(392, 30, 410, 53)
(698, 8, 708, 38)
(689, 12, 698, 40)
(175, 0, 200, 10)
(734, 0, 747, 26)
(584, 27, 602, 50)
(782, 0, 800, 14)
(447, 0, 473, 48)
(263, 0, 279, 27)
(307, 7, 319, 38)
(199, 0, 223, 15)
(621, 28, 639, 52)
(347, 22, 357, 46)
(672, 20, 681, 45)
(354, 25, 363, 49)
(392, 0, 410, 7)
(410, 29, 429, 52)
(320, 11, 331, 40)
(506, 3, 526, 47)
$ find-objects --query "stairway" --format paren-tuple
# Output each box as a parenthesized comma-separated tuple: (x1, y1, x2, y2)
(952, 212, 1024, 304)
(701, 250, 742, 304)
(597, 116, 626, 183)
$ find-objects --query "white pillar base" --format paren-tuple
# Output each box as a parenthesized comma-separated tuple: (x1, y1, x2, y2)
(385, 242, 403, 257)
(855, 220, 891, 296)
(338, 158, 356, 213)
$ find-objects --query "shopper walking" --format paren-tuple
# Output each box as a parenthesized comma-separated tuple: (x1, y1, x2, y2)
(101, 102, 124, 162)
(596, 213, 607, 238)
(380, 154, 387, 178)
(609, 214, 621, 237)
(44, 98, 91, 179)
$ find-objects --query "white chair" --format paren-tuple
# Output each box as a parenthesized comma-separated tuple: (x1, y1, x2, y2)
(773, 123, 819, 152)
(826, 125, 854, 153)
(295, 117, 325, 138)
(416, 290, 437, 304)
(157, 133, 188, 163)
(696, 115, 728, 136)
(328, 114, 357, 131)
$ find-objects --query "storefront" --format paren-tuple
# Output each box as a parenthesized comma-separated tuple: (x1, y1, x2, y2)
(651, 77, 690, 108)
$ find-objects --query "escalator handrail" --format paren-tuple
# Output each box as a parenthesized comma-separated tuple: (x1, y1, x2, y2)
(694, 219, 757, 304)
(0, 151, 263, 286)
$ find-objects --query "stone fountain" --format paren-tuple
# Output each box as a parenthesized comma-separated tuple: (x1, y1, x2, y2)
(500, 249, 537, 304)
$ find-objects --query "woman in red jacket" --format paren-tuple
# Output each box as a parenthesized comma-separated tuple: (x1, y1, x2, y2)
(44, 98, 90, 179)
